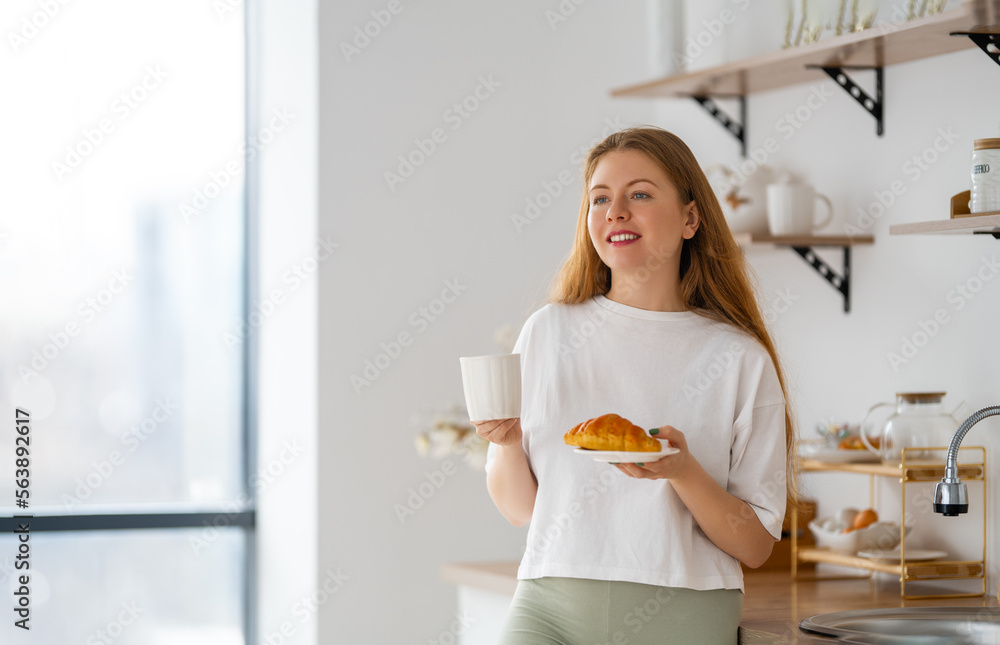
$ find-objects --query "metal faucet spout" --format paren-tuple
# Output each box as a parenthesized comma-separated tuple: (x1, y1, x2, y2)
(933, 405, 1000, 516)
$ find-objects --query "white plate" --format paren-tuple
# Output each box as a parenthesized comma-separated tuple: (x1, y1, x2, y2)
(807, 449, 882, 463)
(573, 439, 679, 463)
(856, 548, 948, 562)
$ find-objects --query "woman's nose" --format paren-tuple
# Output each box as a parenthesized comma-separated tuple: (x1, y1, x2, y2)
(606, 201, 629, 221)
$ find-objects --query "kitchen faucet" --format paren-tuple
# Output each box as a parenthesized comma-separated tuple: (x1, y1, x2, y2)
(933, 405, 1000, 516)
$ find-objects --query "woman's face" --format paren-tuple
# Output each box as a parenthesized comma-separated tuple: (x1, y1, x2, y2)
(587, 149, 699, 276)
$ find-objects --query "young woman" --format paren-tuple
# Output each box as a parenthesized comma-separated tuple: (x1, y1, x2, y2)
(474, 127, 796, 644)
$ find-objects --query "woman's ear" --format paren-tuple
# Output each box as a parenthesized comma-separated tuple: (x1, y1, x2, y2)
(682, 201, 700, 239)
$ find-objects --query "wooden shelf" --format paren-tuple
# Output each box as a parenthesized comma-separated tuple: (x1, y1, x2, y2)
(793, 447, 988, 599)
(890, 212, 1000, 236)
(610, 4, 986, 99)
(734, 233, 874, 247)
(800, 457, 906, 477)
(800, 456, 986, 481)
(798, 547, 986, 579)
(611, 2, 1000, 241)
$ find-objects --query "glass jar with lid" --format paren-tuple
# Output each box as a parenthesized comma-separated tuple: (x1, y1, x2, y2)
(861, 392, 961, 464)
(971, 138, 1000, 213)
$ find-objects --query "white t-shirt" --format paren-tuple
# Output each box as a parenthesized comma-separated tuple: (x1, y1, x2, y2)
(485, 295, 787, 592)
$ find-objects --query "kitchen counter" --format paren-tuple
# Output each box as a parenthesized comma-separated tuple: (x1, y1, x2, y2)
(441, 562, 999, 644)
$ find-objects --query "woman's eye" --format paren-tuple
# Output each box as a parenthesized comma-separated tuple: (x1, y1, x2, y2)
(592, 196, 609, 205)
(632, 191, 650, 199)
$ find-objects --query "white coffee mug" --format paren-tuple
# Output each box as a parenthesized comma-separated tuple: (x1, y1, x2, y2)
(459, 354, 521, 421)
(766, 183, 833, 235)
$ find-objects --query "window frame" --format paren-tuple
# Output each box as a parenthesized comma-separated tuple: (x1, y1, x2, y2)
(1, 1, 259, 641)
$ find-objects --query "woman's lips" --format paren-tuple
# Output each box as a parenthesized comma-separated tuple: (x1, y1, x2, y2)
(607, 231, 641, 247)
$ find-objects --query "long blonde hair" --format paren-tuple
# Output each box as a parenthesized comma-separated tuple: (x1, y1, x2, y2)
(552, 126, 799, 505)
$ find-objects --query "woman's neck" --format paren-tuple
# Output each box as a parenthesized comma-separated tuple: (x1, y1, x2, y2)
(605, 272, 687, 312)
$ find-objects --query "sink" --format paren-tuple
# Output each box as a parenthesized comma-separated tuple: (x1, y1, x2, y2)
(799, 607, 1000, 644)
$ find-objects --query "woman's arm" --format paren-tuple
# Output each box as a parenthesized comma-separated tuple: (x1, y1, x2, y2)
(615, 425, 777, 568)
(474, 418, 538, 527)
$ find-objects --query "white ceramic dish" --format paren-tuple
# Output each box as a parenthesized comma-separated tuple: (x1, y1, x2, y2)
(809, 519, 911, 554)
(856, 548, 947, 562)
(573, 439, 679, 463)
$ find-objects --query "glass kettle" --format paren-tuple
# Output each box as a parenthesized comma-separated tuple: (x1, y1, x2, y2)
(861, 392, 962, 464)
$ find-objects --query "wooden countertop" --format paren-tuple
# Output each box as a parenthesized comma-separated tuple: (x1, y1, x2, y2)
(442, 562, 999, 643)
(441, 561, 521, 596)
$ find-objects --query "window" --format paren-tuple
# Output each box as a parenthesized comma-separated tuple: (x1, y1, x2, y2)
(0, 1, 253, 641)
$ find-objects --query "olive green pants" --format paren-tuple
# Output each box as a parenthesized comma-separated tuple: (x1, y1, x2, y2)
(499, 576, 742, 644)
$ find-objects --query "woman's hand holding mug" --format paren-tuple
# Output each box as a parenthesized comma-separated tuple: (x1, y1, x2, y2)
(473, 418, 522, 447)
(460, 353, 522, 446)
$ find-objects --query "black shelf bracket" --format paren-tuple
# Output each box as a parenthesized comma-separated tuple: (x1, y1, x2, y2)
(807, 65, 883, 136)
(790, 245, 853, 313)
(691, 95, 746, 158)
(951, 32, 1000, 68)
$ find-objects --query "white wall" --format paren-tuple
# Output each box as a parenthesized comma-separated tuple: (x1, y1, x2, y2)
(318, 1, 1000, 641)
(318, 1, 654, 641)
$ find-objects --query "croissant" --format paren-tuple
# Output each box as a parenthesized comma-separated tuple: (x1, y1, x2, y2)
(563, 413, 661, 452)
